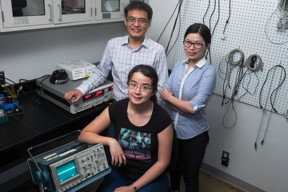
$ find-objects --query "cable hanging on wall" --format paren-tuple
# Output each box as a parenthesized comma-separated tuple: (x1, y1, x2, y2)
(162, 0, 184, 56)
(258, 64, 286, 112)
(264, 5, 288, 44)
(201, 0, 221, 64)
(217, 54, 236, 128)
(157, 0, 182, 44)
(227, 49, 245, 103)
(255, 63, 287, 150)
(276, 0, 288, 32)
(204, 0, 221, 64)
(202, 0, 211, 24)
(219, 49, 264, 129)
(234, 54, 263, 100)
(218, 48, 245, 106)
(211, 0, 221, 37)
(221, 0, 231, 40)
(219, 49, 245, 128)
(244, 54, 263, 72)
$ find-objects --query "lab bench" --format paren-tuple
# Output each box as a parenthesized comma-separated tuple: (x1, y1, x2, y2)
(0, 80, 109, 191)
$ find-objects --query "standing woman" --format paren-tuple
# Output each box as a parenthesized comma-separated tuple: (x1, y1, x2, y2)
(160, 23, 216, 192)
(79, 65, 173, 192)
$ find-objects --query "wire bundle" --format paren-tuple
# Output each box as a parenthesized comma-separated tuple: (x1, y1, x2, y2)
(278, 0, 288, 14)
(219, 49, 263, 128)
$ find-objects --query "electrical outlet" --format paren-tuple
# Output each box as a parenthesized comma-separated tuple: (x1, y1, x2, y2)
(0, 71, 5, 85)
(221, 150, 230, 167)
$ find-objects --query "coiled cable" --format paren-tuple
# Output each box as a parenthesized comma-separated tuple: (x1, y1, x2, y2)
(245, 54, 263, 72)
(227, 48, 245, 66)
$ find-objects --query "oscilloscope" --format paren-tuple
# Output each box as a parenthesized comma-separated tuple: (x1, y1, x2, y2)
(27, 140, 111, 192)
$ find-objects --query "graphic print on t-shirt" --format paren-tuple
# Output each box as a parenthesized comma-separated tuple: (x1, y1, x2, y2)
(118, 128, 151, 160)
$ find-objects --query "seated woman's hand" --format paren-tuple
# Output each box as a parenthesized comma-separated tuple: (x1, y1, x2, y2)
(114, 185, 135, 192)
(108, 138, 126, 166)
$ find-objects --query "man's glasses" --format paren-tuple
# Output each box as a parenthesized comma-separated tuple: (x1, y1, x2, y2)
(126, 17, 148, 25)
(128, 82, 152, 92)
(183, 40, 204, 49)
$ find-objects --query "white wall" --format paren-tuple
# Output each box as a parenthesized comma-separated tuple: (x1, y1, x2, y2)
(0, 22, 126, 82)
(205, 95, 288, 192)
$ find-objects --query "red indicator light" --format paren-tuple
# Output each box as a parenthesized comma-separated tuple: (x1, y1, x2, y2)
(94, 90, 104, 97)
(108, 86, 114, 90)
(83, 93, 93, 101)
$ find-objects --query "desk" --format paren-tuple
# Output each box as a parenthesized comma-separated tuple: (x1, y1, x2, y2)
(0, 80, 109, 191)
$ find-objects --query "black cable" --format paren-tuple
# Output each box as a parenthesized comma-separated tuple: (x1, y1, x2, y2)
(255, 64, 287, 149)
(227, 49, 245, 102)
(165, 0, 183, 55)
(208, 0, 216, 30)
(205, 0, 218, 63)
(231, 69, 249, 101)
(18, 75, 50, 93)
(218, 54, 233, 105)
(258, 65, 286, 110)
(222, 99, 237, 129)
(3, 77, 17, 85)
(254, 109, 265, 150)
(260, 65, 286, 146)
(237, 70, 260, 101)
(156, 0, 181, 43)
(211, 0, 220, 37)
(219, 49, 246, 106)
(208, 0, 220, 64)
(221, 60, 230, 105)
(202, 0, 211, 25)
(269, 65, 286, 113)
(219, 49, 249, 129)
(222, 0, 231, 35)
(230, 64, 245, 102)
(38, 75, 51, 92)
(244, 54, 263, 72)
(166, 0, 183, 56)
(31, 130, 81, 150)
(260, 111, 273, 146)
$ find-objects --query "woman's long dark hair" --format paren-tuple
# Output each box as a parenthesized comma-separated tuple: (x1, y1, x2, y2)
(184, 23, 211, 46)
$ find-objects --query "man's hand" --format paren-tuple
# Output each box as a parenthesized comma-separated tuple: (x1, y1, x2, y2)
(64, 89, 83, 103)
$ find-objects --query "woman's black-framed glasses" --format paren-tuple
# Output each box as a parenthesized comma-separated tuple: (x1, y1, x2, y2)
(183, 40, 204, 49)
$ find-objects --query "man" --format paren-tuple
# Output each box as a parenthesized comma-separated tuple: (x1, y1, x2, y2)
(64, 1, 168, 104)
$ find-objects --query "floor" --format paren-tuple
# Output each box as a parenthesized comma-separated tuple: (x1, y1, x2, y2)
(2, 169, 245, 192)
(198, 170, 245, 192)
(82, 170, 245, 192)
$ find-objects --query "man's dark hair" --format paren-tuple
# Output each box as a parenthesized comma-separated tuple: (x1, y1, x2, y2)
(124, 1, 153, 21)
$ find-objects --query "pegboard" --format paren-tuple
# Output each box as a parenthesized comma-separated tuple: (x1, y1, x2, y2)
(173, 0, 288, 116)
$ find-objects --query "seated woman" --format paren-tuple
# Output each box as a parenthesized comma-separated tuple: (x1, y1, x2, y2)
(78, 64, 173, 192)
